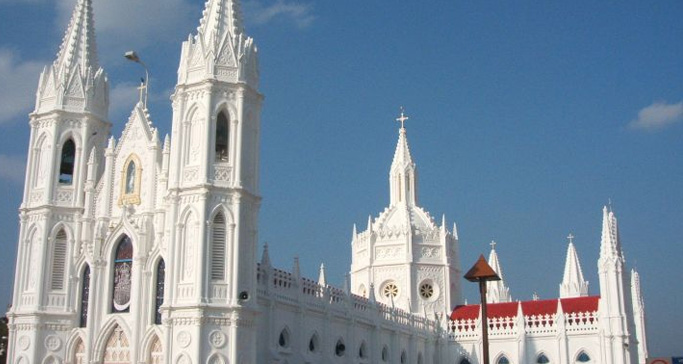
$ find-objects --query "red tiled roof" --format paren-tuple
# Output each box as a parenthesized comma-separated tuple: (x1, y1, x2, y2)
(450, 296, 600, 321)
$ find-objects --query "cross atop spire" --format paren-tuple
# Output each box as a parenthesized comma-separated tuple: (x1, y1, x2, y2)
(567, 233, 574, 244)
(490, 240, 497, 249)
(396, 106, 409, 129)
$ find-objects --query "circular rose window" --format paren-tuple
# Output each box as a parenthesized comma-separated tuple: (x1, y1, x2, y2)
(382, 281, 399, 299)
(419, 282, 434, 299)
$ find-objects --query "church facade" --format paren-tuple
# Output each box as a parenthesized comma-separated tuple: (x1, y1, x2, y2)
(6, 0, 647, 363)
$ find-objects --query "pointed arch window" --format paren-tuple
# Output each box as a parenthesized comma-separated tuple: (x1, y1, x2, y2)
(308, 333, 319, 353)
(79, 265, 90, 327)
(112, 235, 133, 313)
(59, 139, 75, 184)
(335, 339, 345, 357)
(215, 111, 229, 161)
(537, 354, 550, 363)
(211, 213, 227, 280)
(400, 350, 407, 364)
(497, 356, 510, 364)
(459, 359, 472, 364)
(358, 341, 368, 359)
(51, 230, 68, 290)
(154, 259, 165, 324)
(381, 346, 389, 362)
(125, 161, 136, 194)
(576, 352, 591, 362)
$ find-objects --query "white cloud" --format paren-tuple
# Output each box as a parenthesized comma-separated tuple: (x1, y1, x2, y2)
(0, 49, 44, 124)
(244, 0, 315, 28)
(0, 154, 26, 184)
(57, 0, 197, 59)
(629, 101, 683, 130)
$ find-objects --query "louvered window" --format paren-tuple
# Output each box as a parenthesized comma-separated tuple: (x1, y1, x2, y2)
(211, 213, 226, 280)
(51, 230, 67, 290)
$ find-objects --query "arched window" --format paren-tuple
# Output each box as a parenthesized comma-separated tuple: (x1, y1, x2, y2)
(154, 259, 165, 324)
(125, 161, 136, 194)
(381, 346, 389, 362)
(308, 333, 319, 353)
(459, 359, 472, 364)
(358, 341, 367, 359)
(278, 327, 290, 348)
(400, 350, 407, 364)
(73, 337, 85, 364)
(497, 356, 510, 364)
(79, 265, 90, 327)
(112, 235, 133, 313)
(59, 139, 75, 184)
(335, 339, 345, 357)
(576, 352, 591, 362)
(537, 354, 550, 363)
(51, 230, 68, 290)
(211, 213, 227, 280)
(215, 111, 229, 161)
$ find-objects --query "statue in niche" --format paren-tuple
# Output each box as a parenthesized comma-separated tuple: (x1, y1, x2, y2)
(125, 162, 135, 194)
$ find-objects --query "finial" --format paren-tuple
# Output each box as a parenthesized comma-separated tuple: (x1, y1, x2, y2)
(396, 106, 409, 129)
(607, 198, 613, 212)
(490, 240, 497, 250)
(567, 233, 575, 245)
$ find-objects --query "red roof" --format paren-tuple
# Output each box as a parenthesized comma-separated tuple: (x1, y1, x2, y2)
(450, 296, 600, 321)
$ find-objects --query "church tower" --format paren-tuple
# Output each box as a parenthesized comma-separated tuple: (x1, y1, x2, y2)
(165, 0, 262, 362)
(350, 110, 461, 317)
(597, 206, 636, 363)
(8, 0, 109, 362)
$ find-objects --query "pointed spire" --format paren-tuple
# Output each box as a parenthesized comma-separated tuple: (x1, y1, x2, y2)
(631, 269, 644, 309)
(452, 222, 459, 240)
(163, 134, 171, 153)
(260, 243, 271, 268)
(486, 241, 512, 303)
(352, 223, 357, 239)
(600, 205, 623, 262)
(560, 234, 589, 298)
(197, 0, 244, 44)
(318, 263, 326, 286)
(292, 256, 301, 280)
(367, 215, 373, 233)
(54, 0, 99, 76)
(368, 283, 376, 303)
(389, 108, 418, 206)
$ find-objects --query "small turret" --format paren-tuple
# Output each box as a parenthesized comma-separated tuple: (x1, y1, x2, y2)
(559, 234, 589, 298)
(486, 241, 511, 303)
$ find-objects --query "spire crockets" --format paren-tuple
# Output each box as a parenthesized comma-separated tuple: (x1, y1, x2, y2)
(600, 205, 623, 263)
(559, 234, 589, 298)
(486, 241, 511, 303)
(55, 0, 99, 75)
(389, 108, 417, 206)
(197, 0, 244, 44)
(35, 0, 108, 118)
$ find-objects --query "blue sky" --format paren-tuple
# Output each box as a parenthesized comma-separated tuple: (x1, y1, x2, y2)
(1, 0, 682, 356)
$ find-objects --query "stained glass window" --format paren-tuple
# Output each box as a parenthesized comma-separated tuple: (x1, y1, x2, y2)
(154, 259, 165, 324)
(79, 265, 90, 327)
(112, 236, 133, 313)
(577, 352, 591, 362)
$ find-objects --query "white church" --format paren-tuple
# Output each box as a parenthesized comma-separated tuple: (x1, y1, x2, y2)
(6, 0, 648, 363)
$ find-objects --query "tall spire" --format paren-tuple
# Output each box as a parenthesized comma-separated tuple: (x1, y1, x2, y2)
(559, 234, 589, 298)
(631, 269, 649, 363)
(389, 107, 417, 206)
(486, 241, 511, 303)
(197, 0, 244, 47)
(54, 0, 99, 76)
(600, 205, 623, 263)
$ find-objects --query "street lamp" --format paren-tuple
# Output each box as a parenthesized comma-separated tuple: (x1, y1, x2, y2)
(464, 254, 501, 364)
(124, 51, 150, 108)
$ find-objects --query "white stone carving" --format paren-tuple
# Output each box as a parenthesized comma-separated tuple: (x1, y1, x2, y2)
(44, 335, 61, 351)
(209, 330, 226, 348)
(183, 166, 199, 183)
(18, 335, 29, 350)
(214, 165, 232, 182)
(177, 331, 191, 348)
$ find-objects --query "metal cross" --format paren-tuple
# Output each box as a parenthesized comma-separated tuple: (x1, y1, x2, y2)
(567, 233, 574, 244)
(396, 107, 409, 129)
(490, 240, 497, 249)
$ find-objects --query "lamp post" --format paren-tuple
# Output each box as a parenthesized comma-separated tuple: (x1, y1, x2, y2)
(464, 254, 501, 364)
(124, 51, 150, 108)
